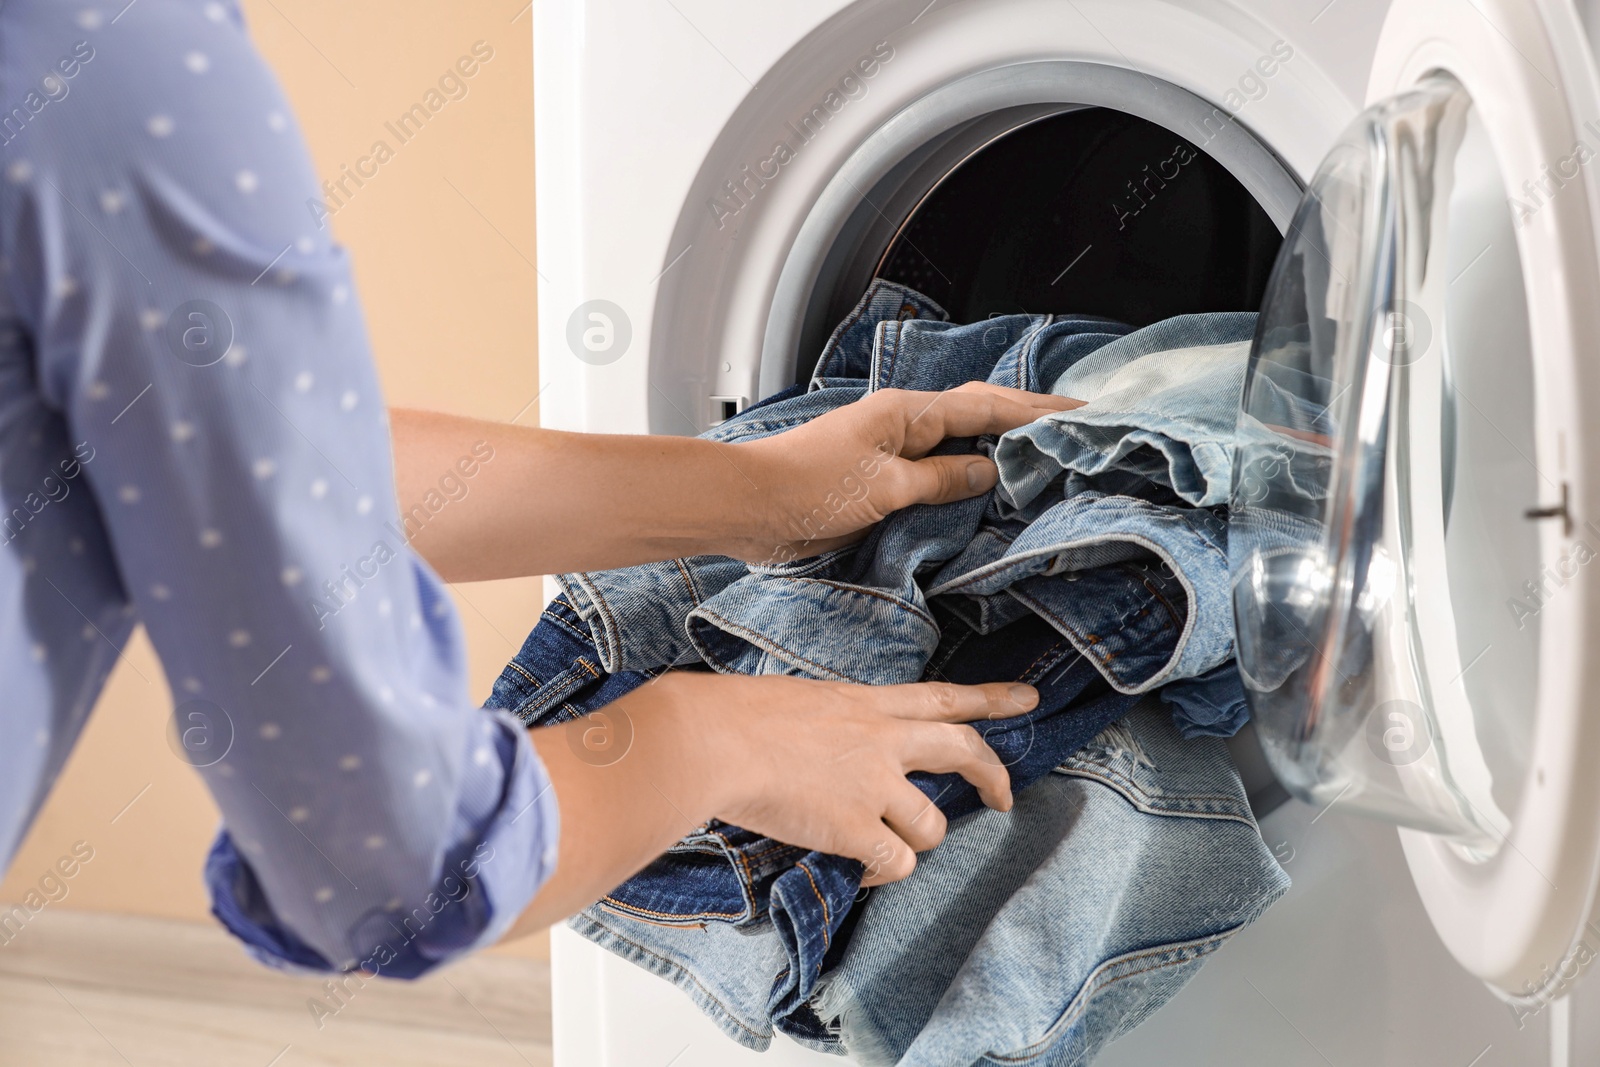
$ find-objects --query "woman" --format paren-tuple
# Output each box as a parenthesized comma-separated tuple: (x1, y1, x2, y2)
(0, 0, 1068, 974)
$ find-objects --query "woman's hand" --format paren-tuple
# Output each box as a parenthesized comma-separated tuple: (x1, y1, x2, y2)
(690, 672, 1030, 884)
(733, 382, 1081, 564)
(508, 672, 1035, 937)
(392, 383, 1079, 582)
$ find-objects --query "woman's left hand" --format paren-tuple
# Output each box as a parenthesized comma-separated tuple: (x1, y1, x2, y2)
(733, 382, 1082, 564)
(392, 384, 1082, 582)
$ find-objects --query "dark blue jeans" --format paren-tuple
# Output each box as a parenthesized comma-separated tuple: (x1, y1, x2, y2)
(483, 594, 1139, 1038)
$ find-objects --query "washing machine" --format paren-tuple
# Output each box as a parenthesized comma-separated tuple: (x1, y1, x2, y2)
(531, 0, 1600, 1063)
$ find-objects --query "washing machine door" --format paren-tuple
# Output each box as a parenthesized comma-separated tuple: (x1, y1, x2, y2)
(1230, 0, 1600, 1000)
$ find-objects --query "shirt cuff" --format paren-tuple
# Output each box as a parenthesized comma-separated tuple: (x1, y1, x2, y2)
(205, 708, 560, 978)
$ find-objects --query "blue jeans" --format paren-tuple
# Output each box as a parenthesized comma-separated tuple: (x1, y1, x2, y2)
(487, 281, 1286, 1056)
(812, 700, 1290, 1066)
(485, 594, 1143, 1045)
(552, 694, 1289, 1060)
(557, 285, 1248, 736)
(996, 312, 1258, 509)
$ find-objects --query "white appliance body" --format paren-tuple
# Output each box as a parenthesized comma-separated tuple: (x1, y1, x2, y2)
(533, 1, 1600, 1063)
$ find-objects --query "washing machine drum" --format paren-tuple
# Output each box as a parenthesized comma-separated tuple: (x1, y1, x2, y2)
(871, 107, 1282, 329)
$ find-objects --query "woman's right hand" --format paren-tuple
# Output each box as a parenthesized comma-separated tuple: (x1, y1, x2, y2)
(683, 672, 1032, 885)
(508, 672, 1034, 940)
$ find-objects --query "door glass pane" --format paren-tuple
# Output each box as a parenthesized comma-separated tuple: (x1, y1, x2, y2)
(1230, 74, 1541, 855)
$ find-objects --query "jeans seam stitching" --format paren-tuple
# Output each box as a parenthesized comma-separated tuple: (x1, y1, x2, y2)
(505, 660, 539, 688)
(1051, 764, 1254, 818)
(692, 608, 856, 681)
(876, 320, 896, 390)
(788, 576, 936, 626)
(793, 862, 831, 949)
(993, 929, 1236, 1061)
(538, 611, 591, 645)
(673, 557, 700, 605)
(1006, 588, 1153, 687)
(1017, 640, 1073, 683)
(817, 281, 878, 380)
(580, 574, 625, 669)
(598, 897, 747, 922)
(708, 827, 760, 910)
(1018, 314, 1053, 392)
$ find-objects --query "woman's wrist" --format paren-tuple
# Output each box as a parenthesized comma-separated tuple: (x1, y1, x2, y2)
(601, 670, 735, 817)
(696, 438, 795, 562)
(640, 671, 751, 814)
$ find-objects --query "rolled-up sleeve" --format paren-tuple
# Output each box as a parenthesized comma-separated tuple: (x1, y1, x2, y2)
(0, 0, 558, 975)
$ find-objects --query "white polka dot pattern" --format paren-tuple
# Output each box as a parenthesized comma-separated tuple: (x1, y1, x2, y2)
(0, 0, 557, 981)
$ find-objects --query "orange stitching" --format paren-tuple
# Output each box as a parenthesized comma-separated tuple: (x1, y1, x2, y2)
(578, 577, 624, 664)
(1017, 640, 1072, 682)
(795, 862, 831, 948)
(599, 896, 746, 921)
(1130, 566, 1184, 631)
(745, 842, 803, 862)
(708, 828, 758, 892)
(1008, 591, 1116, 671)
(672, 557, 699, 604)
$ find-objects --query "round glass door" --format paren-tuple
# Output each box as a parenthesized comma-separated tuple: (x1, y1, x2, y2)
(1230, 73, 1542, 856)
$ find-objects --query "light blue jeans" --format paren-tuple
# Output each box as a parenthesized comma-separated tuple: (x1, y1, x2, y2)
(571, 699, 1288, 1062)
(815, 699, 1289, 1066)
(558, 288, 1251, 721)
(996, 312, 1259, 509)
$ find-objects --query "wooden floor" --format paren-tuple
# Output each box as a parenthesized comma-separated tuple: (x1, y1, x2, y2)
(0, 909, 552, 1066)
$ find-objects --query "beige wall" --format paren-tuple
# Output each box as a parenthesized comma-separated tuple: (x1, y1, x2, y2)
(0, 0, 550, 958)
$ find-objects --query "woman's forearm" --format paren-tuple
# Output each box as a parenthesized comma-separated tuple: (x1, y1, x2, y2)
(502, 673, 725, 937)
(390, 408, 770, 581)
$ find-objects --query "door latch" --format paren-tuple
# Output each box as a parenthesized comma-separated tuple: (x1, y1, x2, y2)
(1524, 482, 1572, 537)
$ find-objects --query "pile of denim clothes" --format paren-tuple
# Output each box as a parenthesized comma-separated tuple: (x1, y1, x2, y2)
(484, 281, 1291, 1065)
